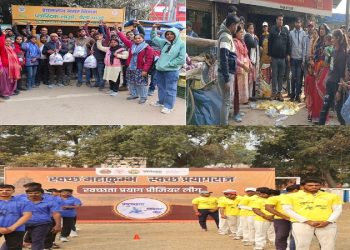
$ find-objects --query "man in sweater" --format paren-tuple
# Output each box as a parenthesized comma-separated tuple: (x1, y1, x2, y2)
(268, 14, 291, 102)
(289, 18, 306, 102)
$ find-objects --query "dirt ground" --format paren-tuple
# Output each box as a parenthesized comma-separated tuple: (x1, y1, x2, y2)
(1, 205, 346, 250)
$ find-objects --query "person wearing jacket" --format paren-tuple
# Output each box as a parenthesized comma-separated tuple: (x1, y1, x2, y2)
(268, 14, 291, 102)
(60, 35, 75, 86)
(13, 35, 27, 91)
(21, 35, 41, 90)
(43, 33, 64, 88)
(96, 35, 129, 96)
(289, 18, 307, 102)
(35, 35, 49, 86)
(150, 25, 186, 114)
(117, 30, 154, 104)
(217, 14, 241, 125)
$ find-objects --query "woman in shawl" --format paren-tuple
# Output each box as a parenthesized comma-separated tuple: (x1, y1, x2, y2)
(117, 30, 154, 104)
(96, 35, 129, 96)
(0, 28, 21, 100)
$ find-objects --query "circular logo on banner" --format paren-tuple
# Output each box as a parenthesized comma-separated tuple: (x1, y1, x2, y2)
(114, 198, 169, 220)
(19, 6, 26, 13)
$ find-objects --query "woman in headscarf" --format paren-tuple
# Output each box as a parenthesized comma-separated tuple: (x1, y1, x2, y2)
(96, 35, 128, 96)
(117, 30, 154, 104)
(150, 24, 186, 114)
(0, 28, 21, 100)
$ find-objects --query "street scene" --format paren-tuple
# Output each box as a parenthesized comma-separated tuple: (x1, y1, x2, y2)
(0, 0, 186, 124)
(186, 0, 350, 126)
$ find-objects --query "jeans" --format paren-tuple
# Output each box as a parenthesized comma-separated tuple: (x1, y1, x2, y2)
(136, 85, 148, 100)
(197, 209, 219, 230)
(75, 57, 86, 83)
(86, 68, 98, 84)
(96, 62, 105, 88)
(61, 217, 75, 237)
(156, 70, 179, 109)
(149, 68, 157, 91)
(319, 81, 339, 125)
(290, 58, 303, 98)
(341, 92, 350, 124)
(271, 57, 286, 94)
(25, 223, 52, 250)
(273, 219, 291, 250)
(218, 73, 234, 125)
(0, 231, 25, 250)
(26, 66, 38, 89)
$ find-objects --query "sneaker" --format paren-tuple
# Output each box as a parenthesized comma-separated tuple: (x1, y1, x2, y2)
(48, 84, 54, 89)
(150, 101, 164, 107)
(105, 90, 113, 94)
(233, 114, 242, 122)
(76, 82, 82, 87)
(295, 96, 301, 103)
(69, 230, 79, 237)
(52, 243, 60, 249)
(243, 241, 254, 246)
(119, 86, 128, 91)
(57, 83, 65, 87)
(60, 237, 69, 242)
(161, 107, 173, 114)
(126, 96, 138, 100)
(148, 89, 155, 96)
(233, 236, 241, 240)
(110, 91, 118, 96)
(276, 92, 284, 102)
(139, 99, 147, 104)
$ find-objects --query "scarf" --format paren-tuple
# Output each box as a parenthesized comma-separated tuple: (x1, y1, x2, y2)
(109, 45, 122, 65)
(314, 37, 325, 63)
(129, 41, 148, 70)
(4, 45, 21, 80)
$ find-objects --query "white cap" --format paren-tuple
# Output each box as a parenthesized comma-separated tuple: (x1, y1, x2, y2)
(245, 187, 256, 192)
(199, 190, 212, 194)
(223, 189, 237, 194)
(262, 22, 268, 27)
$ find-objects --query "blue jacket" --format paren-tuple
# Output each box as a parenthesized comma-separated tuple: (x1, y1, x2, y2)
(151, 28, 185, 71)
(21, 42, 41, 66)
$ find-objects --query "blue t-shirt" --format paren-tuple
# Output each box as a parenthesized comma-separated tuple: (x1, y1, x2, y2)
(0, 197, 33, 231)
(25, 196, 61, 226)
(59, 196, 82, 218)
(15, 193, 55, 202)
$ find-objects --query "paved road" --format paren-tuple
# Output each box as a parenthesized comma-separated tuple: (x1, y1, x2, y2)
(0, 85, 186, 125)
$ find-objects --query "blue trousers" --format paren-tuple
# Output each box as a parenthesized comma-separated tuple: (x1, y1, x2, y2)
(290, 58, 303, 98)
(26, 65, 38, 89)
(75, 57, 85, 84)
(25, 223, 52, 250)
(136, 85, 148, 100)
(156, 70, 179, 109)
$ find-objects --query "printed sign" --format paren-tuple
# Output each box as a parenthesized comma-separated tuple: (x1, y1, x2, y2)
(5, 167, 275, 222)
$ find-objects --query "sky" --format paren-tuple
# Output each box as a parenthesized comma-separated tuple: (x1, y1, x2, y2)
(333, 0, 346, 14)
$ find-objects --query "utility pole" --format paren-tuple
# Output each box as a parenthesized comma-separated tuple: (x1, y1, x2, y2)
(346, 0, 350, 29)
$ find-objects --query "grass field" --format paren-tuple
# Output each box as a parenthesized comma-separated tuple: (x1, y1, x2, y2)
(1, 205, 349, 249)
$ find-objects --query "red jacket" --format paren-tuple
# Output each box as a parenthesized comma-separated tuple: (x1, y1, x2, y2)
(0, 34, 10, 67)
(117, 31, 154, 72)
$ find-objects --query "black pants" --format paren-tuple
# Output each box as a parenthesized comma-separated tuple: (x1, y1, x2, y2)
(274, 219, 291, 250)
(61, 217, 75, 237)
(44, 219, 57, 248)
(0, 231, 25, 250)
(48, 65, 64, 85)
(63, 62, 73, 84)
(25, 223, 52, 250)
(71, 216, 77, 231)
(36, 59, 49, 85)
(319, 81, 343, 125)
(122, 64, 127, 87)
(197, 209, 219, 230)
(109, 74, 121, 92)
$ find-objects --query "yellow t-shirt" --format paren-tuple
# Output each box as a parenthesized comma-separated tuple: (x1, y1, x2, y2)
(239, 195, 258, 216)
(218, 196, 242, 216)
(251, 196, 274, 222)
(192, 196, 218, 209)
(266, 194, 288, 220)
(282, 190, 343, 222)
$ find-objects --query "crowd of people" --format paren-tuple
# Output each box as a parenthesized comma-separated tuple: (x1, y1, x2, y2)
(187, 5, 350, 125)
(0, 20, 185, 114)
(0, 182, 82, 250)
(191, 177, 343, 250)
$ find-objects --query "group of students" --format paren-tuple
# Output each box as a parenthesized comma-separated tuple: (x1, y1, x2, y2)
(0, 182, 82, 250)
(191, 177, 343, 250)
(212, 4, 350, 125)
(0, 20, 185, 114)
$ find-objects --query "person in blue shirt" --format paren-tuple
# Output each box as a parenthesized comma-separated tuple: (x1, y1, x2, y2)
(0, 184, 32, 250)
(59, 189, 82, 242)
(24, 187, 61, 250)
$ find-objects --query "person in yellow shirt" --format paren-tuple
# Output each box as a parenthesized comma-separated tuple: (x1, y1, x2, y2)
(192, 191, 219, 231)
(252, 187, 275, 250)
(282, 178, 343, 250)
(218, 190, 241, 238)
(238, 187, 257, 246)
(217, 190, 231, 235)
(265, 184, 300, 250)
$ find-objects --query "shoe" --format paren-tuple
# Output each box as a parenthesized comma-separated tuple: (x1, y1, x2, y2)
(18, 86, 27, 91)
(270, 93, 276, 101)
(243, 241, 254, 246)
(276, 92, 284, 102)
(44, 248, 52, 250)
(76, 82, 82, 87)
(161, 107, 173, 114)
(99, 87, 105, 91)
(233, 114, 242, 122)
(57, 83, 65, 87)
(139, 99, 147, 104)
(52, 243, 60, 249)
(60, 237, 69, 242)
(233, 236, 241, 240)
(105, 90, 113, 94)
(126, 96, 138, 100)
(295, 96, 301, 103)
(48, 84, 54, 89)
(13, 90, 20, 95)
(86, 82, 91, 87)
(2, 96, 10, 100)
(33, 85, 39, 88)
(119, 86, 128, 91)
(110, 91, 118, 96)
(150, 101, 164, 107)
(148, 89, 155, 96)
(69, 230, 79, 237)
